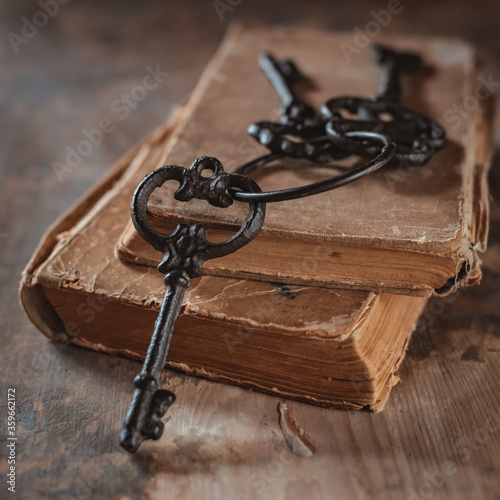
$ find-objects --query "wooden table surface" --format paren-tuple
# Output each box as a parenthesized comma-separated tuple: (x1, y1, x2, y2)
(1, 1, 500, 499)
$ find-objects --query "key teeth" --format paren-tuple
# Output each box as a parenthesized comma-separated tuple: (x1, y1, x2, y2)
(139, 389, 176, 442)
(277, 59, 306, 84)
(120, 425, 149, 454)
(119, 382, 176, 453)
(152, 389, 176, 418)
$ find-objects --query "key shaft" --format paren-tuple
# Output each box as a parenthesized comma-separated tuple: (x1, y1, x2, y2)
(259, 52, 298, 108)
(142, 271, 189, 376)
(120, 270, 190, 453)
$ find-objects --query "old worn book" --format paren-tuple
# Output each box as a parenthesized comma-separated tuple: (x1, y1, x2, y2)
(20, 107, 427, 411)
(116, 25, 492, 297)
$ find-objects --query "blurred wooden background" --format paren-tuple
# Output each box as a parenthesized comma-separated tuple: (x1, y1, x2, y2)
(1, 1, 500, 499)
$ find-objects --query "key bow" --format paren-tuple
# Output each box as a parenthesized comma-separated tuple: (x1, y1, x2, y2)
(131, 156, 266, 277)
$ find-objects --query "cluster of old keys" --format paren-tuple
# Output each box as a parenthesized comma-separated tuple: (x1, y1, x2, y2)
(119, 44, 447, 453)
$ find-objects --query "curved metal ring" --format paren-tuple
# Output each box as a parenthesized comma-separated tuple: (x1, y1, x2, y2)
(228, 131, 396, 203)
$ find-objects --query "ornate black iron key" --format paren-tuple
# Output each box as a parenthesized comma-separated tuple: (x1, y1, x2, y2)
(247, 53, 346, 163)
(257, 52, 323, 134)
(120, 156, 265, 453)
(322, 44, 446, 165)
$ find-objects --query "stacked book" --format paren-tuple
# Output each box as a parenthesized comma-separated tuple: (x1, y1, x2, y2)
(21, 25, 492, 411)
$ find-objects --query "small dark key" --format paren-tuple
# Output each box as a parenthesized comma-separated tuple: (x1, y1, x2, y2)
(258, 52, 320, 130)
(248, 53, 346, 163)
(322, 44, 446, 165)
(372, 44, 422, 104)
(120, 156, 265, 453)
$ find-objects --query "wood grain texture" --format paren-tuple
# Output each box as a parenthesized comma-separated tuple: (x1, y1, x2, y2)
(1, 1, 500, 499)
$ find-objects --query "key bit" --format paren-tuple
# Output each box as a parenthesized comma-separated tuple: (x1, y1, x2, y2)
(372, 44, 422, 103)
(120, 156, 265, 453)
(249, 53, 347, 163)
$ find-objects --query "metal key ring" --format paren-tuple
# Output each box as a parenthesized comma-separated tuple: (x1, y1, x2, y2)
(228, 131, 395, 203)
